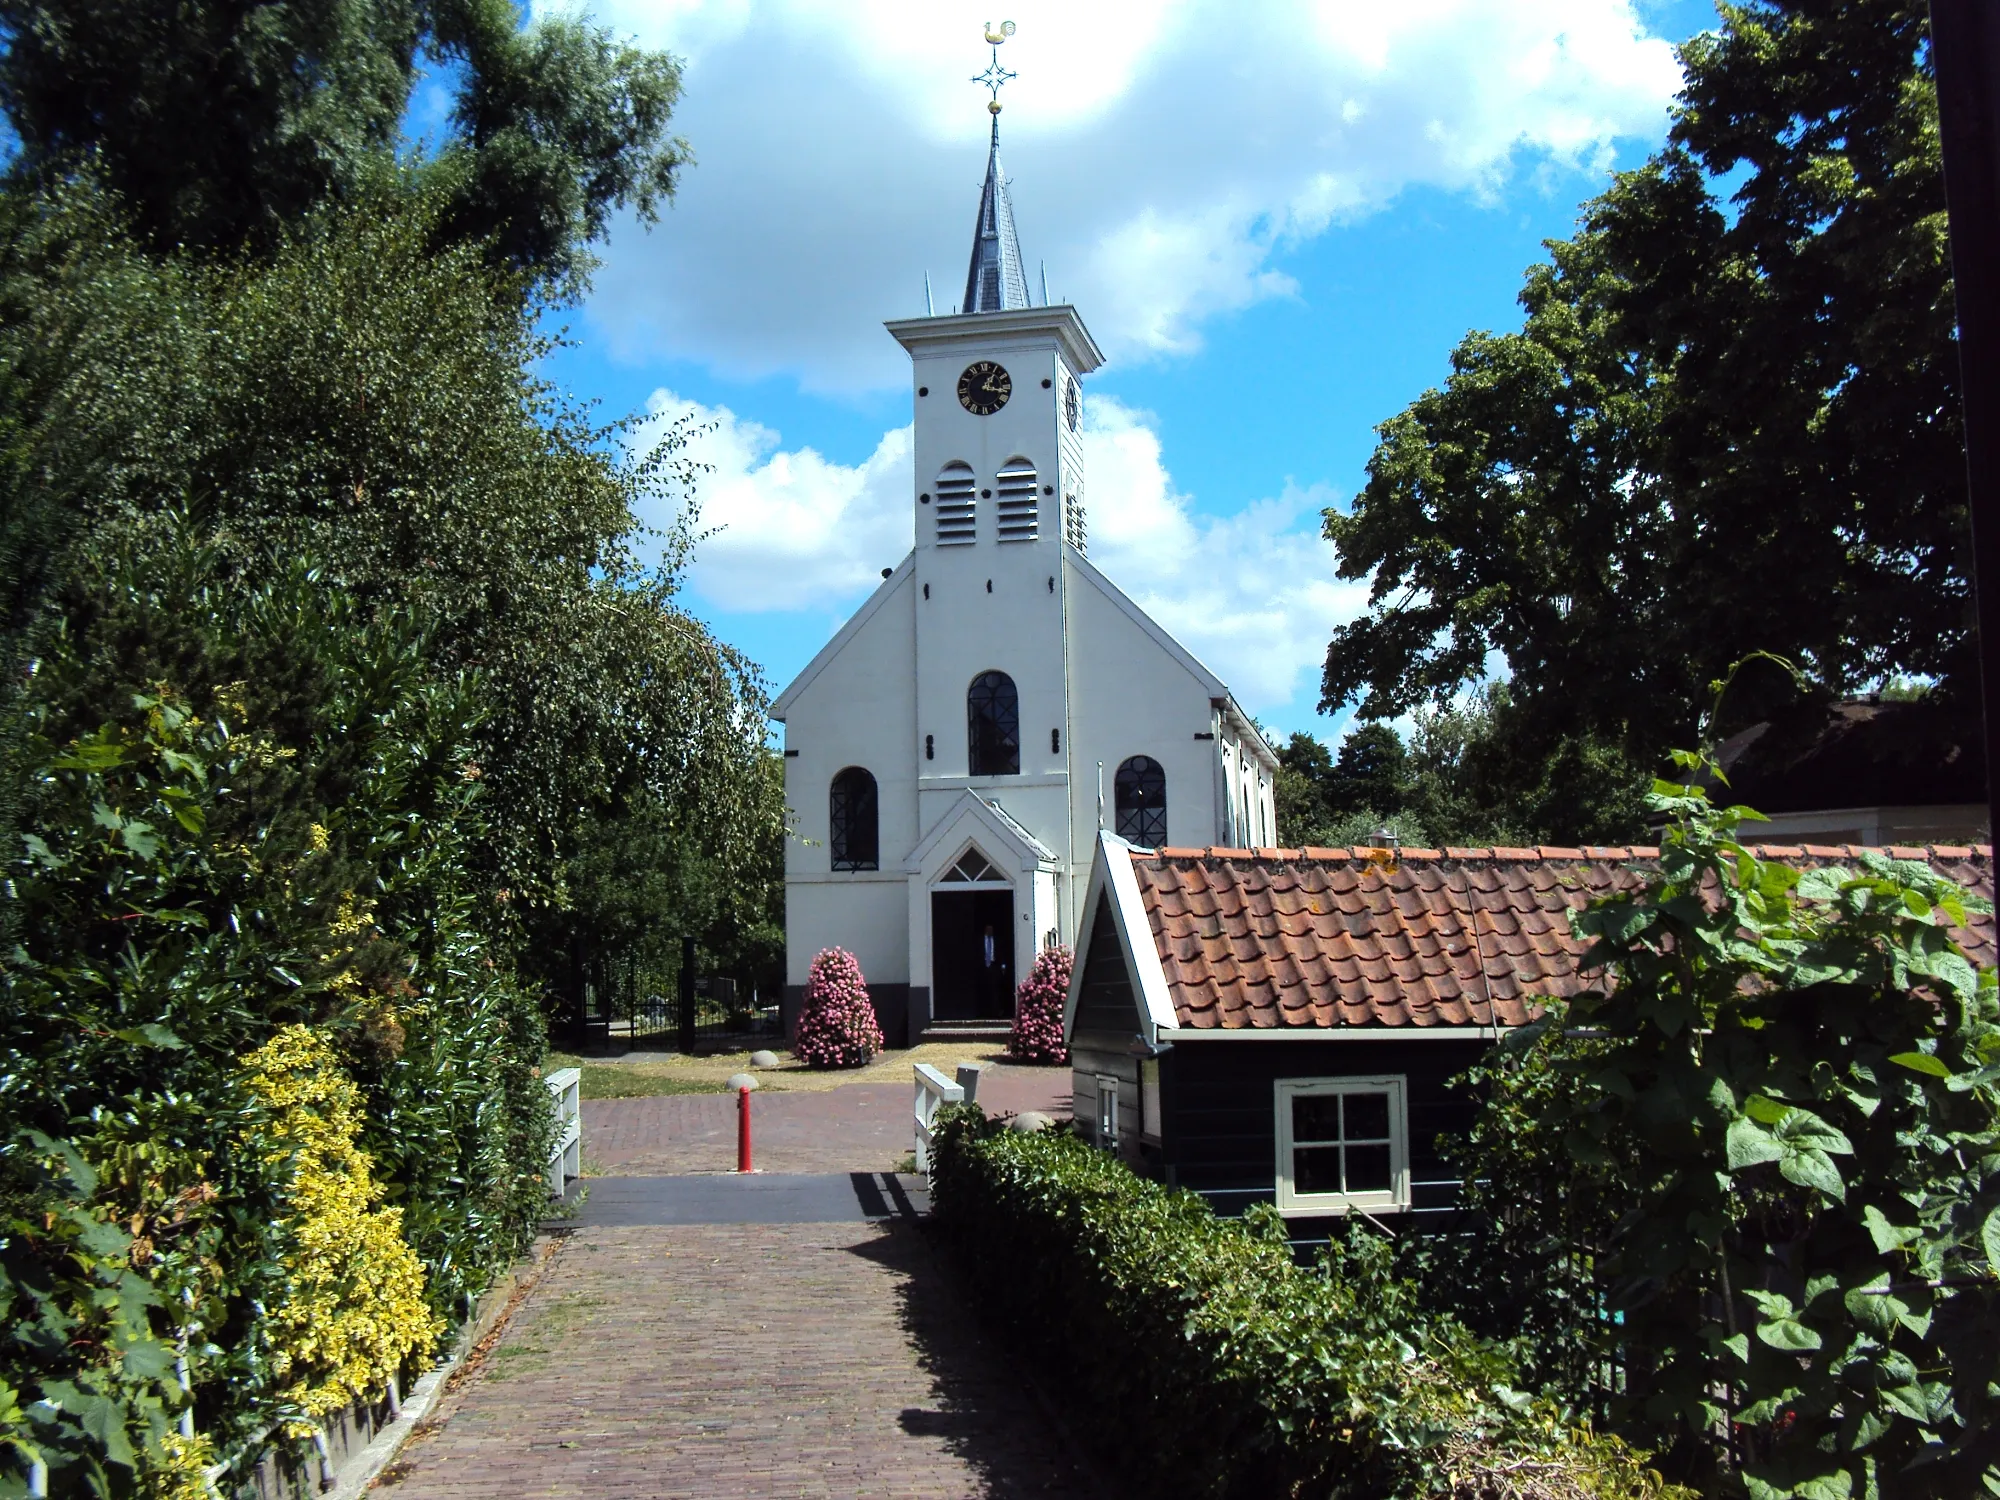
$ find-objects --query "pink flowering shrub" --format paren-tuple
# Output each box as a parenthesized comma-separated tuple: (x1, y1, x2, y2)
(1010, 944, 1072, 1065)
(794, 947, 884, 1068)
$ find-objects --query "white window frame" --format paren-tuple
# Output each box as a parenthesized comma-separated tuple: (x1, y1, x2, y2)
(1274, 1076, 1410, 1216)
(1138, 1058, 1161, 1144)
(1094, 1075, 1119, 1148)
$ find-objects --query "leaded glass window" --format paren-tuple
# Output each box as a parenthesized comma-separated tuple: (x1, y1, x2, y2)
(967, 671, 1019, 776)
(1115, 755, 1167, 847)
(829, 766, 878, 871)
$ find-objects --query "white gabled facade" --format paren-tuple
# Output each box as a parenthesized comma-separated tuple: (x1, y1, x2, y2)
(771, 118, 1279, 1045)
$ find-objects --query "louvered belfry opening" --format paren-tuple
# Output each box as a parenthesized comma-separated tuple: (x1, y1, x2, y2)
(995, 458, 1038, 541)
(935, 462, 976, 544)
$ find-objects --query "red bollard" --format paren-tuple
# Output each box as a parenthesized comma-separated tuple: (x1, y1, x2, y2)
(737, 1085, 753, 1173)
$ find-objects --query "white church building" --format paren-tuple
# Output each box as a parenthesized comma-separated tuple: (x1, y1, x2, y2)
(773, 102, 1279, 1047)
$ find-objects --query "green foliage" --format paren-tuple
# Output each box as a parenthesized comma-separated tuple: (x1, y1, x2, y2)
(1321, 0, 1962, 779)
(927, 1108, 1688, 1500)
(1, 556, 557, 1488)
(1435, 773, 2000, 1496)
(1274, 689, 1647, 850)
(0, 181, 777, 1011)
(0, 21, 754, 1492)
(0, 1138, 191, 1498)
(0, 0, 686, 292)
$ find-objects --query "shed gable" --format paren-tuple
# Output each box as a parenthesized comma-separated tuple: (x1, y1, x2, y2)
(1073, 889, 1143, 1037)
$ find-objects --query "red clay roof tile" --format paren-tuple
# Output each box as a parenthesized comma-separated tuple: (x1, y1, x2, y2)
(1129, 844, 1994, 1032)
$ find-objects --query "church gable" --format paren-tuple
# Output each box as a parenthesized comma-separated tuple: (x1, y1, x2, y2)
(769, 556, 915, 721)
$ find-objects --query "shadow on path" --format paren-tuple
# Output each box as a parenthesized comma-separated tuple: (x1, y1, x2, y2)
(570, 1171, 930, 1227)
(847, 1225, 1118, 1499)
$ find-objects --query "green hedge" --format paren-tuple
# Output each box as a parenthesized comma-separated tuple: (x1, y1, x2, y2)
(927, 1108, 1686, 1500)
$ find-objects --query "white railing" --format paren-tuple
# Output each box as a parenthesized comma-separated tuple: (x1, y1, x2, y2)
(547, 1067, 581, 1195)
(912, 1061, 983, 1172)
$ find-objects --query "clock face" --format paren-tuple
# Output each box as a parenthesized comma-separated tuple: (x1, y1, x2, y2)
(1064, 378, 1080, 432)
(957, 360, 1012, 415)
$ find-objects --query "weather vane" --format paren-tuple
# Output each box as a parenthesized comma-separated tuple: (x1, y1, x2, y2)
(973, 21, 1016, 117)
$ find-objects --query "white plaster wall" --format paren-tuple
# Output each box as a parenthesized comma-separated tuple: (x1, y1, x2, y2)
(785, 877, 909, 989)
(780, 571, 918, 985)
(909, 331, 1074, 883)
(1062, 559, 1223, 877)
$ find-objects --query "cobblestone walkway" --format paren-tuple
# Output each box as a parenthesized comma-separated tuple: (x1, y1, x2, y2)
(586, 1068, 1071, 1176)
(377, 1221, 1094, 1498)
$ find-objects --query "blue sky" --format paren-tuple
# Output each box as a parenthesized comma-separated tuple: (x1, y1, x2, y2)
(535, 0, 1718, 747)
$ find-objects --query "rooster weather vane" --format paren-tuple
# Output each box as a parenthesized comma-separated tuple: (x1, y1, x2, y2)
(973, 20, 1016, 117)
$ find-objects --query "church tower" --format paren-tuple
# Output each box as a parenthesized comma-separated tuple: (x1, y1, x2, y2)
(883, 45, 1104, 870)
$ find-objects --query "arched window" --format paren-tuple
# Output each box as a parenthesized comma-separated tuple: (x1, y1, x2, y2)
(1115, 756, 1167, 847)
(934, 462, 976, 545)
(830, 767, 878, 870)
(967, 671, 1019, 776)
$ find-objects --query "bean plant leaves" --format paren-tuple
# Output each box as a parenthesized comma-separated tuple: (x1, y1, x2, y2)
(1889, 1051, 1953, 1079)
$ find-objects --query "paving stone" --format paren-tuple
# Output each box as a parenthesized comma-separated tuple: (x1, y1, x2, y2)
(376, 1222, 1094, 1498)
(585, 1069, 1071, 1177)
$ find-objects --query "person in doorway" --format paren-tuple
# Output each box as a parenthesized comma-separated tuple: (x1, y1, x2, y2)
(981, 923, 1008, 1015)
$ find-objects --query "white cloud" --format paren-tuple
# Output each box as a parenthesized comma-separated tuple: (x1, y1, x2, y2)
(642, 388, 1368, 715)
(559, 0, 1682, 389)
(635, 390, 914, 611)
(1081, 399, 1368, 709)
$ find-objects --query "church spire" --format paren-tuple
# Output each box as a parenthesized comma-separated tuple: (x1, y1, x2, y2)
(962, 22, 1030, 314)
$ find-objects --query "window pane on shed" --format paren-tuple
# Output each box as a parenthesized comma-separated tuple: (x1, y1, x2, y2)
(1294, 1145, 1343, 1195)
(1343, 1092, 1390, 1141)
(1292, 1094, 1341, 1143)
(1344, 1143, 1392, 1193)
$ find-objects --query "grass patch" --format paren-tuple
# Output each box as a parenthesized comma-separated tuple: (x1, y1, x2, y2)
(575, 1067, 729, 1101)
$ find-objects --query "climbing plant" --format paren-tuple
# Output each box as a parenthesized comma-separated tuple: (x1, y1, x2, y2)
(1437, 764, 2000, 1497)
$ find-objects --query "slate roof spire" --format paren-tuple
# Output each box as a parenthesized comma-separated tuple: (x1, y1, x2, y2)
(962, 23, 1030, 314)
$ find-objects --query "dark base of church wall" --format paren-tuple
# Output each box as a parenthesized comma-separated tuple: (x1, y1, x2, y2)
(905, 986, 931, 1047)
(868, 984, 911, 1050)
(782, 983, 916, 1050)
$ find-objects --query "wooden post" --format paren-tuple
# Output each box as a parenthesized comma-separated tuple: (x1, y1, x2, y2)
(678, 933, 697, 1054)
(1933, 0, 2000, 836)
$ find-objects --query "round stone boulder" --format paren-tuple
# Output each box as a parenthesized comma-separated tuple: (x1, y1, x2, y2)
(725, 1073, 759, 1092)
(1007, 1110, 1054, 1133)
(748, 1050, 780, 1069)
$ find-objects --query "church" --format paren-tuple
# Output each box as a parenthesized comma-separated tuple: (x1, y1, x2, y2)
(773, 80, 1279, 1048)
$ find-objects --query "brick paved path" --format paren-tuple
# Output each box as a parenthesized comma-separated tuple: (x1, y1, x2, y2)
(378, 1222, 1094, 1498)
(587, 1067, 1071, 1177)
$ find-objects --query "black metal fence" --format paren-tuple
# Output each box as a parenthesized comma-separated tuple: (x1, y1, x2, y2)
(555, 935, 780, 1054)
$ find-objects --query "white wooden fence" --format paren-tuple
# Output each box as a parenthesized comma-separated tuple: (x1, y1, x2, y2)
(546, 1067, 581, 1195)
(912, 1061, 983, 1171)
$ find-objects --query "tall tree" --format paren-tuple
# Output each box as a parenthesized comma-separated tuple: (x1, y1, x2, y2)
(0, 0, 685, 291)
(1321, 0, 1964, 776)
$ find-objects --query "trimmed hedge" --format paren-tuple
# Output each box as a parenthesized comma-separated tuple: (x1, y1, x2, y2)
(927, 1106, 1687, 1500)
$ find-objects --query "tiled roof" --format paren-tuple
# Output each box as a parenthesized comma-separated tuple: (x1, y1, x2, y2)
(1133, 843, 1996, 1033)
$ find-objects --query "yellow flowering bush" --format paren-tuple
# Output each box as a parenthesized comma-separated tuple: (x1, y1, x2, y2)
(239, 1027, 442, 1429)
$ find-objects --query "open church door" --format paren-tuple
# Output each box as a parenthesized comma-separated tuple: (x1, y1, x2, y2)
(930, 888, 1015, 1020)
